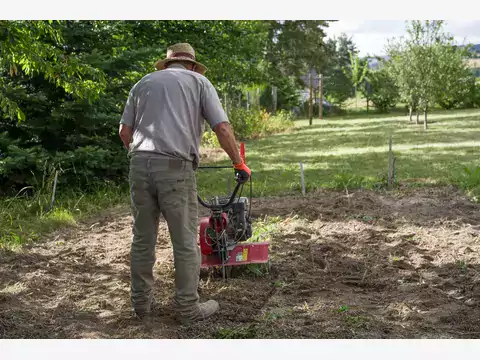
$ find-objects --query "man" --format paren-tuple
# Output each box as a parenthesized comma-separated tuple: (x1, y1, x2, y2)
(118, 43, 251, 324)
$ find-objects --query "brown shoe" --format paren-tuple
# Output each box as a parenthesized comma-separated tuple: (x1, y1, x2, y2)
(133, 297, 158, 319)
(176, 300, 220, 324)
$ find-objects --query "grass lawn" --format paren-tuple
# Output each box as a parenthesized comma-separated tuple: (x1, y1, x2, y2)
(196, 109, 480, 198)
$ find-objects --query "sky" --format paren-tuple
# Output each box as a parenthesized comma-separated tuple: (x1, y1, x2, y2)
(324, 20, 480, 57)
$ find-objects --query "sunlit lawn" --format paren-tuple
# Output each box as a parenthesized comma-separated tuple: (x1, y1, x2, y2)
(196, 109, 480, 198)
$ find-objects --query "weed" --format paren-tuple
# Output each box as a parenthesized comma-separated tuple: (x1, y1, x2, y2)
(344, 315, 369, 328)
(214, 325, 257, 339)
(455, 165, 480, 202)
(273, 280, 287, 288)
(263, 311, 283, 321)
(337, 305, 349, 313)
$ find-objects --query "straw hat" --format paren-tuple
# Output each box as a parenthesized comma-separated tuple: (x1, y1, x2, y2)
(154, 43, 207, 75)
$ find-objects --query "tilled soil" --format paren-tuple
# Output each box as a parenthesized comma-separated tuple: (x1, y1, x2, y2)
(1, 186, 480, 339)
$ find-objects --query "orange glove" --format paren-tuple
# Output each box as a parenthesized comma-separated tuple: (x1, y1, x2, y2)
(233, 160, 251, 183)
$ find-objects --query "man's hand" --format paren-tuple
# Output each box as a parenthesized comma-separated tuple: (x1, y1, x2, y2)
(233, 160, 251, 183)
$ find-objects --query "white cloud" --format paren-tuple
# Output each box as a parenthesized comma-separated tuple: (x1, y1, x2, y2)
(325, 20, 480, 56)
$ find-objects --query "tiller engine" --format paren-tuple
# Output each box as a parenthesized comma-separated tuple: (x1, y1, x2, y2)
(197, 144, 269, 279)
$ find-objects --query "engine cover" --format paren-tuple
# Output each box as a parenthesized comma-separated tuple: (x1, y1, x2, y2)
(228, 197, 252, 242)
(198, 197, 252, 256)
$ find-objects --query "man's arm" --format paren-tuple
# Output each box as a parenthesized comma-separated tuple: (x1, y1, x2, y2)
(213, 122, 242, 165)
(119, 87, 136, 150)
(201, 80, 242, 164)
(200, 79, 250, 181)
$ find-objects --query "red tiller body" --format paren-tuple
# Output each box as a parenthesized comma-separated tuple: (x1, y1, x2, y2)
(197, 142, 269, 272)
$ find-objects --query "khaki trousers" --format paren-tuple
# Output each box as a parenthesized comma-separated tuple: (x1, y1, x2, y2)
(128, 154, 200, 311)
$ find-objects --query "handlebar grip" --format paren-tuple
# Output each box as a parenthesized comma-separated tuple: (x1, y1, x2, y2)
(197, 181, 242, 209)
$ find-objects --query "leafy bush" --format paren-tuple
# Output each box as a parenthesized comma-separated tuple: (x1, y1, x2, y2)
(437, 71, 476, 110)
(0, 133, 127, 195)
(201, 128, 220, 148)
(324, 68, 354, 108)
(463, 78, 480, 109)
(456, 165, 480, 202)
(362, 67, 400, 113)
(226, 107, 294, 140)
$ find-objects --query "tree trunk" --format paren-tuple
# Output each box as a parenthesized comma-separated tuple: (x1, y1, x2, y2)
(409, 106, 413, 121)
(416, 111, 419, 125)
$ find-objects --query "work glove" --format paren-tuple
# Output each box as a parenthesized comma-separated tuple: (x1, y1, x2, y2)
(233, 160, 251, 184)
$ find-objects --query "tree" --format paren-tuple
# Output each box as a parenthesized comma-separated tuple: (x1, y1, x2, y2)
(387, 20, 472, 130)
(342, 50, 368, 108)
(387, 41, 420, 123)
(265, 20, 331, 81)
(322, 33, 356, 108)
(0, 20, 106, 121)
(361, 63, 400, 113)
(435, 44, 473, 109)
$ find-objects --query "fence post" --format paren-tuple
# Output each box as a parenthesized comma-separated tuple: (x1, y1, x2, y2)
(309, 73, 313, 125)
(319, 74, 323, 120)
(299, 162, 306, 196)
(387, 136, 393, 190)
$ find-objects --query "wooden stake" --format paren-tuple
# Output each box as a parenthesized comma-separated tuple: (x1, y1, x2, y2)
(387, 136, 393, 190)
(319, 74, 323, 120)
(299, 162, 306, 196)
(309, 73, 313, 125)
(50, 170, 59, 209)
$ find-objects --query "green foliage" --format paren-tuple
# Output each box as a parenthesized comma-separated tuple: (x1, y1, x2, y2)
(435, 43, 475, 110)
(342, 50, 368, 97)
(456, 165, 480, 202)
(461, 77, 480, 109)
(259, 76, 302, 112)
(387, 20, 474, 120)
(214, 325, 257, 339)
(322, 33, 356, 108)
(265, 21, 331, 80)
(324, 68, 353, 107)
(227, 108, 294, 140)
(201, 129, 220, 148)
(0, 20, 107, 121)
(363, 65, 400, 112)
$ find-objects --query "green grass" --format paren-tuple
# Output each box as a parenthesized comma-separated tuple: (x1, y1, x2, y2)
(196, 108, 480, 198)
(0, 185, 129, 249)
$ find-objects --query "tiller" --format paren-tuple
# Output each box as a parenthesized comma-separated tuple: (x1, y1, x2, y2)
(197, 143, 269, 279)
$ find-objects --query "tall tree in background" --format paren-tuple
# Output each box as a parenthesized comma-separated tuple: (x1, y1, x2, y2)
(265, 20, 331, 81)
(322, 33, 356, 108)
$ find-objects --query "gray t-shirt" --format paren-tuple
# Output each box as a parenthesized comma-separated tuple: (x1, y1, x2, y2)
(120, 64, 228, 166)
